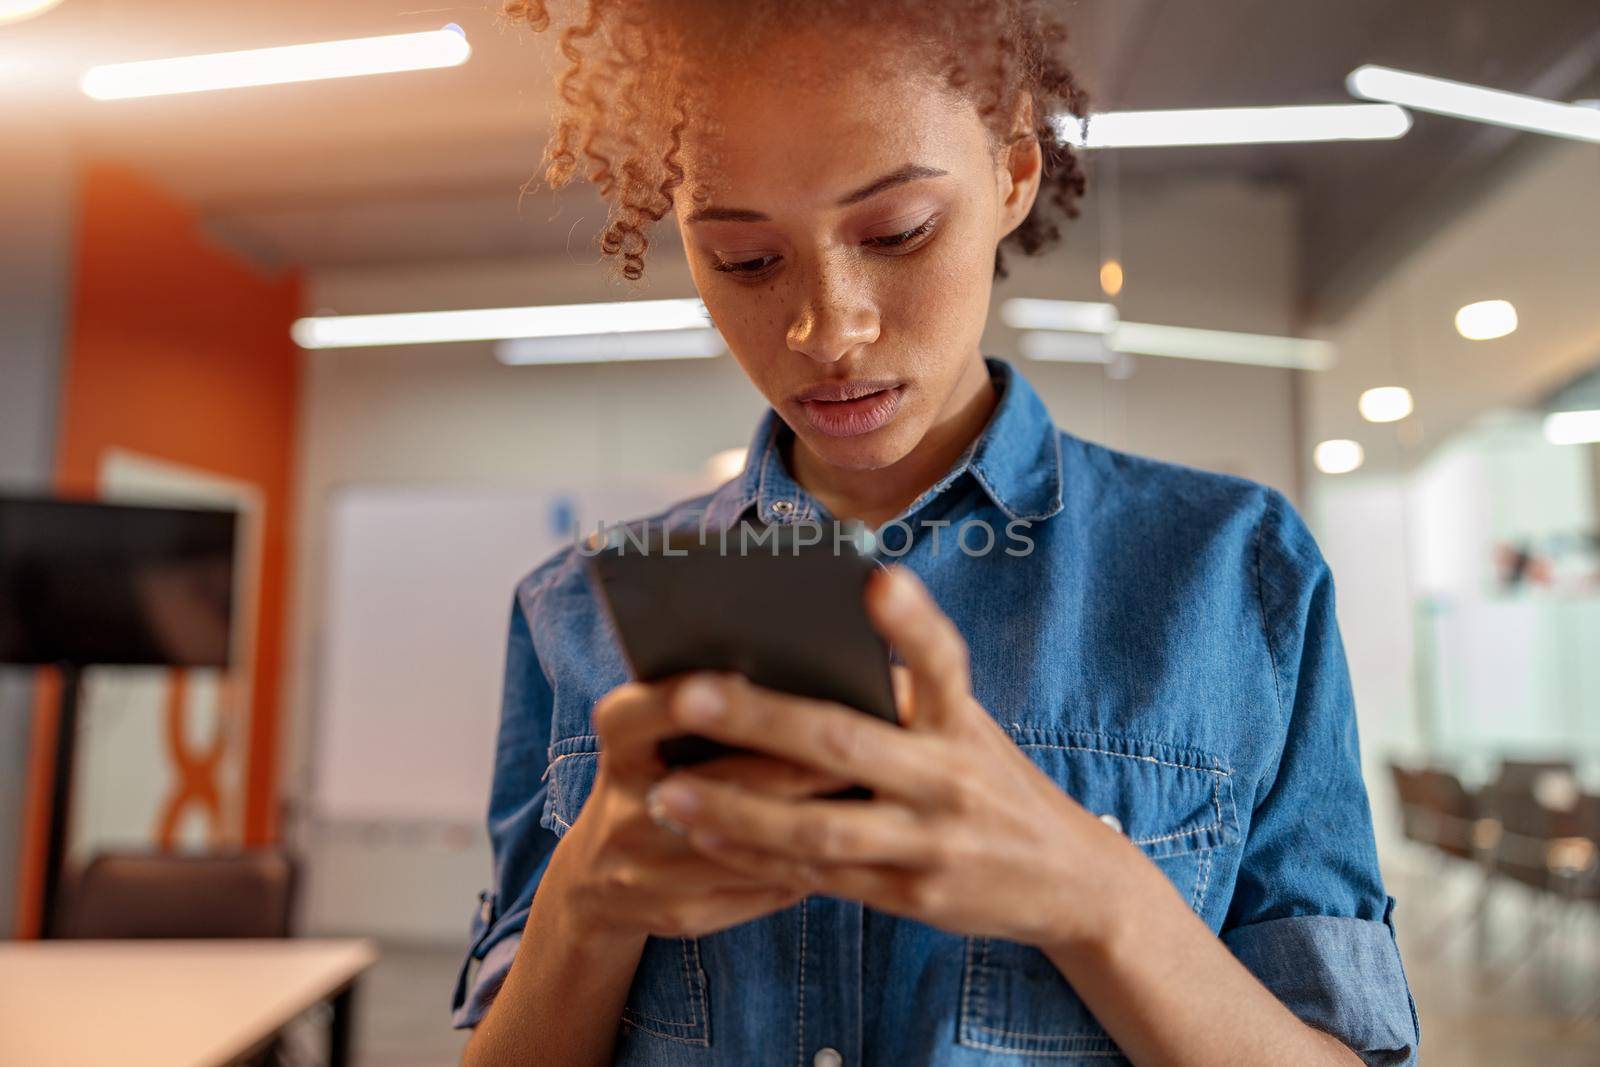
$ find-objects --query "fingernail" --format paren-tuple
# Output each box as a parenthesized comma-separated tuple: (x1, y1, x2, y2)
(676, 677, 725, 725)
(885, 568, 919, 616)
(653, 779, 701, 818)
(689, 830, 723, 850)
(645, 784, 688, 834)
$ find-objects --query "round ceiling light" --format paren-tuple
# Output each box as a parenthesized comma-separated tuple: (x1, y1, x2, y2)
(1455, 299, 1518, 341)
(1358, 386, 1414, 424)
(1099, 259, 1125, 298)
(1314, 439, 1365, 475)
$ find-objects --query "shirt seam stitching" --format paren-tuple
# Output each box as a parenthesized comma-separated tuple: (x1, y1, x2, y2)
(1254, 493, 1288, 729)
(1012, 742, 1231, 778)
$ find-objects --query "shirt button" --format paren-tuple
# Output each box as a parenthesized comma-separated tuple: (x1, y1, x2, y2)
(813, 1049, 843, 1067)
(1099, 812, 1123, 834)
(771, 499, 795, 517)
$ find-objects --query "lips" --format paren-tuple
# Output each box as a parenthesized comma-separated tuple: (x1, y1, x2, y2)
(793, 379, 906, 438)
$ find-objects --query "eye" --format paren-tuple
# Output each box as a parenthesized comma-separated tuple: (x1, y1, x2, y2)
(863, 215, 939, 255)
(711, 253, 781, 277)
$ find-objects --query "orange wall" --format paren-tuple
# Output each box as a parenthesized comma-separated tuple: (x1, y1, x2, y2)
(17, 162, 302, 935)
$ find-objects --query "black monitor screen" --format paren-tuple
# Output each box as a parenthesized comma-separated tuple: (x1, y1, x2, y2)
(0, 497, 237, 667)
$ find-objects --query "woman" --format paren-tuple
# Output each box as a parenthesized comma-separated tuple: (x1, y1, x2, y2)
(455, 2, 1418, 1064)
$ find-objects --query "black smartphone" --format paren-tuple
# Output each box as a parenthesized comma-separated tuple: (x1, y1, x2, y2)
(587, 522, 898, 767)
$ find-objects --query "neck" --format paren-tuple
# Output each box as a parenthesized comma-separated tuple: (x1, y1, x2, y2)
(789, 354, 998, 528)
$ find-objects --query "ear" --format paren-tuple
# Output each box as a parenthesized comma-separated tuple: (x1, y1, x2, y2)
(997, 93, 1043, 241)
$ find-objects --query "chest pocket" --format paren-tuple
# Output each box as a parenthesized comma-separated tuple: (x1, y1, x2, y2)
(544, 735, 712, 1047)
(958, 727, 1239, 1062)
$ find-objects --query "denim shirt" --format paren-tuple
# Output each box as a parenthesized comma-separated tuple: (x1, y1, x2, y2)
(453, 358, 1419, 1066)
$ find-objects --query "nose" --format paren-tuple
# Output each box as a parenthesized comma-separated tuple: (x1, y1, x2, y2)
(786, 258, 880, 364)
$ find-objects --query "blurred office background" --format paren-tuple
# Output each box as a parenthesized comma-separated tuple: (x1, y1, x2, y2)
(3, 1, 1600, 1064)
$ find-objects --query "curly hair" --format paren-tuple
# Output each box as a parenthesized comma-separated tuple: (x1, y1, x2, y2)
(504, 0, 1090, 281)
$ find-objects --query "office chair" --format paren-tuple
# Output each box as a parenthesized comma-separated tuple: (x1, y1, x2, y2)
(64, 849, 297, 939)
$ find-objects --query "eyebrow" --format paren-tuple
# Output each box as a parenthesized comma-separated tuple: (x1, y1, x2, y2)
(685, 163, 949, 224)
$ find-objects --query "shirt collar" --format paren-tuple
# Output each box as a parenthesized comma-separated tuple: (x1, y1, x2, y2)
(707, 357, 1064, 528)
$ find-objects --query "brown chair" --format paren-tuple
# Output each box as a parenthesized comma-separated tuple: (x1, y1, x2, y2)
(1389, 763, 1432, 847)
(1481, 763, 1583, 893)
(1494, 759, 1577, 793)
(1558, 793, 1600, 901)
(1392, 764, 1489, 860)
(64, 849, 297, 940)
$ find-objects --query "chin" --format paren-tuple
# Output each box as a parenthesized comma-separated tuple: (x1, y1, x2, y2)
(791, 417, 923, 473)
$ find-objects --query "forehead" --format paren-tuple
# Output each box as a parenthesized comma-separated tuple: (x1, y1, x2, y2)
(677, 30, 990, 209)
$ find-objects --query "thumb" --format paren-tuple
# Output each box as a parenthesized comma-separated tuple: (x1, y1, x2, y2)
(866, 567, 971, 731)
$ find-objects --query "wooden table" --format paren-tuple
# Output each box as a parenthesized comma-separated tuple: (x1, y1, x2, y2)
(0, 938, 379, 1067)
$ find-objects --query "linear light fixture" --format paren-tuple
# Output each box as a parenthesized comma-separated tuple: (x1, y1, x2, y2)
(1348, 65, 1600, 144)
(292, 298, 711, 349)
(1020, 324, 1332, 371)
(1544, 410, 1600, 446)
(82, 24, 471, 100)
(1058, 105, 1411, 149)
(1017, 330, 1114, 364)
(0, 0, 66, 26)
(1000, 298, 1118, 334)
(496, 329, 725, 366)
(1009, 298, 1334, 371)
(1111, 323, 1334, 370)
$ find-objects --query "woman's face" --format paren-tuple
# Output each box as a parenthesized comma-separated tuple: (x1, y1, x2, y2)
(675, 32, 1038, 474)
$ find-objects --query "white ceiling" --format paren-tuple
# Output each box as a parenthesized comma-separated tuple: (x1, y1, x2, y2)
(4, 0, 596, 264)
(7, 0, 1598, 299)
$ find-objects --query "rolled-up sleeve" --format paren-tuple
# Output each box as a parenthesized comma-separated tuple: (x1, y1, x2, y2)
(451, 589, 561, 1029)
(1223, 492, 1419, 1064)
(1224, 906, 1416, 1064)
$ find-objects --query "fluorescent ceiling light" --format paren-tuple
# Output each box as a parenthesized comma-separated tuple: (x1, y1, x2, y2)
(82, 24, 471, 100)
(1348, 65, 1600, 144)
(1543, 410, 1600, 446)
(1010, 299, 1334, 370)
(1000, 298, 1118, 334)
(0, 0, 65, 25)
(1018, 331, 1113, 364)
(292, 298, 710, 349)
(496, 329, 724, 366)
(1109, 322, 1334, 370)
(1359, 386, 1414, 424)
(1314, 439, 1365, 475)
(1059, 105, 1411, 149)
(1454, 299, 1518, 341)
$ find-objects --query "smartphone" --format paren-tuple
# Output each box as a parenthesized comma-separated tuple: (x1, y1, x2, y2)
(587, 522, 898, 767)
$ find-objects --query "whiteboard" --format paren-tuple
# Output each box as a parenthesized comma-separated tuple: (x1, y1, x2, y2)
(311, 481, 701, 823)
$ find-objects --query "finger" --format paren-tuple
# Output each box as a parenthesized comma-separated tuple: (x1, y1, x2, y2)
(682, 754, 853, 799)
(890, 665, 915, 727)
(606, 852, 792, 894)
(654, 886, 808, 938)
(668, 673, 952, 804)
(592, 679, 692, 778)
(865, 567, 971, 730)
(684, 834, 916, 912)
(681, 833, 827, 890)
(653, 776, 940, 867)
(646, 757, 847, 837)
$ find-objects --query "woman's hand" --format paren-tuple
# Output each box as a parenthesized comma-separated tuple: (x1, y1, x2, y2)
(547, 677, 852, 941)
(643, 565, 1149, 951)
